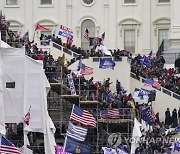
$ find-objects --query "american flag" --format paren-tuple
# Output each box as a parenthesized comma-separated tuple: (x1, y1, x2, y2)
(0, 135, 21, 154)
(152, 111, 157, 121)
(80, 65, 93, 75)
(152, 81, 161, 90)
(144, 78, 161, 90)
(83, 28, 89, 41)
(100, 109, 119, 119)
(70, 105, 97, 128)
(35, 23, 50, 31)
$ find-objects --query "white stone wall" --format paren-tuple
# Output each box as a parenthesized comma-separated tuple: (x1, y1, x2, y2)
(0, 0, 174, 53)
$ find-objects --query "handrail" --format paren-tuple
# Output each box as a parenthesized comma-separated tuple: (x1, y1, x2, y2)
(130, 72, 180, 100)
(51, 41, 81, 58)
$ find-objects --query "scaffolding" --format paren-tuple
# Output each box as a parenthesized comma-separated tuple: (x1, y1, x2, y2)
(47, 68, 140, 154)
(4, 68, 139, 153)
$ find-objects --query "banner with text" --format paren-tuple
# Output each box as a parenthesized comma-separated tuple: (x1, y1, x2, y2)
(58, 25, 73, 40)
(67, 74, 76, 95)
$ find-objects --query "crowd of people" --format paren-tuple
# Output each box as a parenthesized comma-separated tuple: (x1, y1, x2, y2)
(1, 27, 180, 153)
(131, 54, 180, 95)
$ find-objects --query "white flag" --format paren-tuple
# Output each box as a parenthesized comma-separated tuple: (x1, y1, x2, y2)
(102, 147, 117, 154)
(98, 45, 112, 56)
(133, 91, 149, 104)
(141, 119, 149, 132)
(20, 146, 33, 154)
(130, 118, 142, 154)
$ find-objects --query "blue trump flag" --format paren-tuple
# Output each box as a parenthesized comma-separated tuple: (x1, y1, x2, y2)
(140, 88, 156, 102)
(142, 107, 156, 125)
(99, 58, 116, 69)
(139, 57, 152, 68)
(64, 137, 91, 154)
(175, 125, 180, 132)
(173, 141, 180, 152)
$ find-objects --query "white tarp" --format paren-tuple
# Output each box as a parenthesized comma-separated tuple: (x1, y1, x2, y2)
(0, 47, 56, 153)
(2, 48, 25, 123)
(0, 52, 6, 135)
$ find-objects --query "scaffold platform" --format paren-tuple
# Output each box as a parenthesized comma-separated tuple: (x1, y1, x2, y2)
(98, 118, 134, 123)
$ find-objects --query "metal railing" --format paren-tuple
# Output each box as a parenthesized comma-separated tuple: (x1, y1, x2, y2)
(130, 72, 180, 100)
(52, 41, 81, 58)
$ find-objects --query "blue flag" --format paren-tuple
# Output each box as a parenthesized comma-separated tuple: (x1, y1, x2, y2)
(77, 58, 83, 71)
(139, 56, 152, 68)
(144, 78, 154, 86)
(140, 88, 156, 102)
(64, 137, 91, 154)
(99, 58, 116, 69)
(116, 145, 129, 154)
(175, 125, 180, 132)
(143, 57, 152, 68)
(142, 107, 156, 125)
(173, 141, 180, 152)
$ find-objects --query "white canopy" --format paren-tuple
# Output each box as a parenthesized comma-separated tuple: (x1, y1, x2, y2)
(0, 46, 56, 153)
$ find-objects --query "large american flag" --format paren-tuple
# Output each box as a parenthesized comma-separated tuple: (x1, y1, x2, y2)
(100, 109, 119, 119)
(70, 105, 97, 128)
(35, 23, 50, 31)
(83, 28, 89, 41)
(0, 135, 21, 154)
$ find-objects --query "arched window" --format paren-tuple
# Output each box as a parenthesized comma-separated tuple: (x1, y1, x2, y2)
(153, 18, 170, 50)
(119, 18, 141, 54)
(81, 19, 95, 50)
(8, 20, 23, 36)
(35, 20, 57, 37)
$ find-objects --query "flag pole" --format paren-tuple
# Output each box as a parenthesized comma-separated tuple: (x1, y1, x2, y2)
(32, 30, 36, 42)
(63, 104, 75, 152)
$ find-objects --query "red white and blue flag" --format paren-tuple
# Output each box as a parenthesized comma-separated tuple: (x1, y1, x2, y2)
(100, 109, 119, 119)
(0, 135, 21, 154)
(83, 28, 89, 41)
(58, 25, 73, 39)
(143, 78, 161, 90)
(70, 105, 96, 128)
(77, 58, 93, 75)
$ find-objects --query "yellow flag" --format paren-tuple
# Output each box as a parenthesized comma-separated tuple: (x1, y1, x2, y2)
(131, 101, 135, 109)
(60, 53, 65, 64)
(6, 31, 10, 41)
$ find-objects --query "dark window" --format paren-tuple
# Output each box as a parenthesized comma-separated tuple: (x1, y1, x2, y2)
(124, 0, 136, 4)
(159, 0, 170, 3)
(6, 82, 15, 88)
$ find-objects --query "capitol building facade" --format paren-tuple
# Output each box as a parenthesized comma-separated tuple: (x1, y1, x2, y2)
(1, 0, 180, 54)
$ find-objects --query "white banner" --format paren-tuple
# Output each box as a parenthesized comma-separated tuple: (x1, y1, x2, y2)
(67, 74, 76, 95)
(58, 25, 73, 39)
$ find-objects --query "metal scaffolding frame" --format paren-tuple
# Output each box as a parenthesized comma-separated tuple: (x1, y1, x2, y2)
(47, 68, 138, 154)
